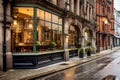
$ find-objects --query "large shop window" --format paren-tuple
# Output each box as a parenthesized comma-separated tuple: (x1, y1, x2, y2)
(12, 7, 63, 53)
(12, 7, 34, 52)
(37, 9, 63, 52)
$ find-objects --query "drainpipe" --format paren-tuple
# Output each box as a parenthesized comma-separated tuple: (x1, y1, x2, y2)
(98, 0, 100, 52)
(2, 0, 7, 72)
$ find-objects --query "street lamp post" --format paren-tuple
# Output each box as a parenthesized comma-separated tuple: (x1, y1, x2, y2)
(3, 0, 7, 72)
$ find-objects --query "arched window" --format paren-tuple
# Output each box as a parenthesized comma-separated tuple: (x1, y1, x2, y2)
(84, 29, 93, 46)
(65, 0, 70, 11)
(68, 25, 79, 48)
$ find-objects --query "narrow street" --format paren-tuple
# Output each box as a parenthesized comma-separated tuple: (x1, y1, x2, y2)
(33, 49, 120, 80)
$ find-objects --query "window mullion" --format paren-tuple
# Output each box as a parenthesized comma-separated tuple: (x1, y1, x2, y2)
(33, 8, 37, 52)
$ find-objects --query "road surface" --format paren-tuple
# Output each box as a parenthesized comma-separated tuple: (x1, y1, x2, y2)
(33, 49, 120, 80)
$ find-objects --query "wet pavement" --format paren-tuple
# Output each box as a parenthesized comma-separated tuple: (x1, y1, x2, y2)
(34, 50, 120, 80)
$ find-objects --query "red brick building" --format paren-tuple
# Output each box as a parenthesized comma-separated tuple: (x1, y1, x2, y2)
(96, 0, 115, 51)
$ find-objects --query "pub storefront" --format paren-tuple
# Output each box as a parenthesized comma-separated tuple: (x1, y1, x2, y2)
(11, 3, 65, 68)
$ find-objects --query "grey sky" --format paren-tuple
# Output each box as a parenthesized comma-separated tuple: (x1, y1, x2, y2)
(114, 0, 120, 10)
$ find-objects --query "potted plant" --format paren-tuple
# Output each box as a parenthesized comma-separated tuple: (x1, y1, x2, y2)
(79, 47, 84, 58)
(86, 47, 92, 56)
(36, 41, 41, 51)
(50, 41, 57, 50)
(36, 41, 41, 46)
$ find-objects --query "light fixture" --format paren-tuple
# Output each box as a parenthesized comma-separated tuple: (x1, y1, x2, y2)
(29, 24, 32, 29)
(13, 20, 17, 25)
(104, 20, 108, 24)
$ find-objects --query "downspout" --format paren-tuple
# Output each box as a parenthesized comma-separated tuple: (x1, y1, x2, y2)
(98, 0, 100, 52)
(2, 0, 7, 72)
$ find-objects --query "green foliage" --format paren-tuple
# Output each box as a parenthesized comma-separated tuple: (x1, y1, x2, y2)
(87, 47, 92, 52)
(50, 41, 57, 47)
(36, 41, 41, 45)
(79, 47, 84, 54)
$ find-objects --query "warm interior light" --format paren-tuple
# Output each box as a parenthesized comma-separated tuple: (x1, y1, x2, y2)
(13, 20, 17, 25)
(29, 24, 32, 28)
(85, 32, 88, 40)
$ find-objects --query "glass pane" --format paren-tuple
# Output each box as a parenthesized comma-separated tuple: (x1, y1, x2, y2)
(58, 25, 62, 32)
(45, 22, 51, 29)
(58, 18, 62, 25)
(58, 25, 63, 49)
(52, 24, 63, 49)
(39, 20, 44, 26)
(52, 14, 58, 23)
(12, 7, 33, 52)
(37, 9, 44, 20)
(36, 9, 63, 52)
(68, 25, 78, 48)
(45, 11, 51, 21)
(36, 21, 51, 52)
(52, 24, 58, 30)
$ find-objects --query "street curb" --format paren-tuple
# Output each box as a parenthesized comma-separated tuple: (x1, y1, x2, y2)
(20, 47, 120, 80)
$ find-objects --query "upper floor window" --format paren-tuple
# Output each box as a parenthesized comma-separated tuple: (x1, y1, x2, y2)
(80, 0, 83, 15)
(74, 0, 77, 14)
(102, 5, 105, 15)
(65, 0, 70, 11)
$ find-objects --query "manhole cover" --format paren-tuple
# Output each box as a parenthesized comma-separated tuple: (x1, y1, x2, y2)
(60, 63, 69, 65)
(102, 75, 115, 80)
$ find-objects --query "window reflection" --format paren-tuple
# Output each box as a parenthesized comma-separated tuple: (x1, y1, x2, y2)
(36, 9, 63, 52)
(37, 9, 44, 20)
(52, 14, 58, 23)
(45, 12, 51, 21)
(12, 7, 63, 53)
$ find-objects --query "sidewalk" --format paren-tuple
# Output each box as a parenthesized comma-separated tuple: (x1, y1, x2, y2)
(0, 47, 120, 80)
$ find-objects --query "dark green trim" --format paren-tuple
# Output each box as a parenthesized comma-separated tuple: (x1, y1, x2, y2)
(14, 3, 63, 17)
(37, 19, 62, 26)
(33, 8, 37, 52)
(62, 18, 65, 49)
(67, 48, 78, 51)
(13, 50, 65, 56)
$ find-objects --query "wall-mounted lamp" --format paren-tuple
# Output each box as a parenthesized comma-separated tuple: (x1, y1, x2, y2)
(104, 20, 108, 24)
(13, 20, 17, 25)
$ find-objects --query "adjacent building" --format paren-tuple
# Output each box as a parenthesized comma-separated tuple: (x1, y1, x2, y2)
(96, 0, 115, 52)
(0, 0, 96, 70)
(114, 9, 120, 46)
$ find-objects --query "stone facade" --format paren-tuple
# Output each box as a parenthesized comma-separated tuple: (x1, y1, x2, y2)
(0, 0, 3, 70)
(0, 0, 12, 70)
(0, 0, 96, 70)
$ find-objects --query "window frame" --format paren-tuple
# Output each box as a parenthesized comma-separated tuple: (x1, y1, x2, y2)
(12, 4, 64, 53)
